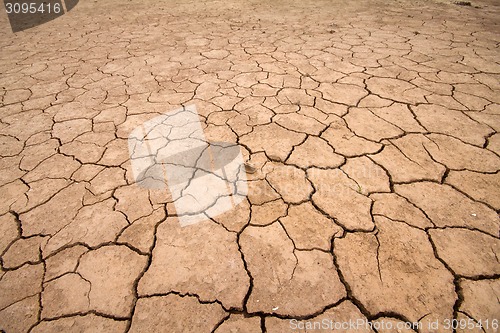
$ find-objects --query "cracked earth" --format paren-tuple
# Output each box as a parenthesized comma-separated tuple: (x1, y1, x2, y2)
(0, 0, 499, 332)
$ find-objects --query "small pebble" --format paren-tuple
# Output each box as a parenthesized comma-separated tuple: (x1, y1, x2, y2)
(244, 162, 257, 174)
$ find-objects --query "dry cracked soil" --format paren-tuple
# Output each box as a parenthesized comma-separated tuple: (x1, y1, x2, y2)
(0, 0, 499, 332)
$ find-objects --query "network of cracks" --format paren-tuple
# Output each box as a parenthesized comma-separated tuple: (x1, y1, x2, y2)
(0, 0, 499, 332)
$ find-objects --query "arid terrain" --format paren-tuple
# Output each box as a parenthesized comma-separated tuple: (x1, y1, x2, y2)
(0, 0, 499, 332)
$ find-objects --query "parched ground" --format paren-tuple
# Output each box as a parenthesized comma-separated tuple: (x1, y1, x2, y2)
(0, 0, 499, 332)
